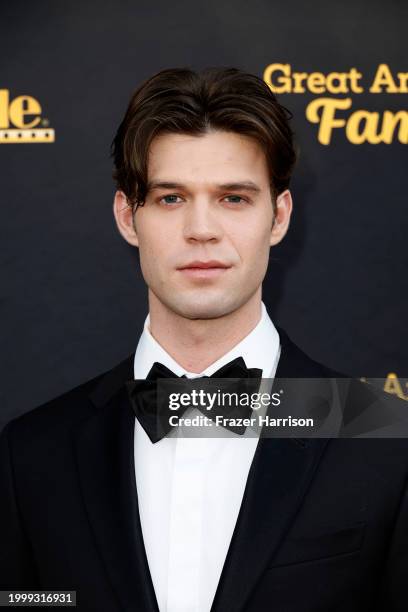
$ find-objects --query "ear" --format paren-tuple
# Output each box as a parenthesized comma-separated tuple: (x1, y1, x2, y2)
(113, 190, 139, 247)
(270, 189, 293, 247)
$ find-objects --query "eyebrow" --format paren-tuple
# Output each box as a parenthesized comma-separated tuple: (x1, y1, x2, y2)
(146, 180, 262, 193)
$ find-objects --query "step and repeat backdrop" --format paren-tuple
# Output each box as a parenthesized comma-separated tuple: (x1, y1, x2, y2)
(1, 0, 407, 427)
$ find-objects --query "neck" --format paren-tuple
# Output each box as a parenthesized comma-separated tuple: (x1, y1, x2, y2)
(147, 289, 263, 373)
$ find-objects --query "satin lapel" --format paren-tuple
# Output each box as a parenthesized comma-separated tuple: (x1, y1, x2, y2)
(211, 328, 331, 612)
(75, 356, 159, 612)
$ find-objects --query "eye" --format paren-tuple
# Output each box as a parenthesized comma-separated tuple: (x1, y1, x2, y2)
(159, 194, 183, 206)
(223, 195, 248, 204)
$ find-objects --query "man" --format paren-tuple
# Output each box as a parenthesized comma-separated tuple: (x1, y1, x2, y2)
(0, 67, 407, 611)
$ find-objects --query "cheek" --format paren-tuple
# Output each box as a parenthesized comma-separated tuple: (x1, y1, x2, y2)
(137, 233, 157, 276)
(230, 224, 271, 266)
(138, 216, 174, 252)
(138, 220, 160, 255)
(137, 227, 172, 280)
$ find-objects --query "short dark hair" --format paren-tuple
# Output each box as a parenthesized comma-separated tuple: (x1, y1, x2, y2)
(111, 67, 297, 213)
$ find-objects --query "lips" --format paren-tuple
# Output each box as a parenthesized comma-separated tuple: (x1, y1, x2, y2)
(177, 260, 231, 280)
(178, 260, 230, 270)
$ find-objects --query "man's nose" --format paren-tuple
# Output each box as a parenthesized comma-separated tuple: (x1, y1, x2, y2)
(182, 199, 223, 243)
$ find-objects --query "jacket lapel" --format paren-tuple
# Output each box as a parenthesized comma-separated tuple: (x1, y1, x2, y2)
(74, 328, 331, 612)
(75, 356, 159, 612)
(210, 328, 331, 612)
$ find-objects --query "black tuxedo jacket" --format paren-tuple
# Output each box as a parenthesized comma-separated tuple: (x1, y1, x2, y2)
(1, 328, 407, 612)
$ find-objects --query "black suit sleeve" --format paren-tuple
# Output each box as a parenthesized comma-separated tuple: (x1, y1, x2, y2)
(0, 421, 39, 589)
(377, 471, 408, 611)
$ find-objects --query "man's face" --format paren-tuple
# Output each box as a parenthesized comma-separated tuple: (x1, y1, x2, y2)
(115, 129, 292, 320)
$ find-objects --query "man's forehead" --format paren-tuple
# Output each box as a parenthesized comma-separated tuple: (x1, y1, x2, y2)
(148, 130, 267, 161)
(146, 131, 270, 190)
(146, 178, 263, 193)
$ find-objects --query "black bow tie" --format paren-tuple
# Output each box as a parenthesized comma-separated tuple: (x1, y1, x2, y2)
(126, 357, 262, 443)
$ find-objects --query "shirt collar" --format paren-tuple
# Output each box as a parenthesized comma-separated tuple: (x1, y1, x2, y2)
(133, 301, 280, 380)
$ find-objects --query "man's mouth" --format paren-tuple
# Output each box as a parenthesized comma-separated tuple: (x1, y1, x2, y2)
(177, 260, 231, 279)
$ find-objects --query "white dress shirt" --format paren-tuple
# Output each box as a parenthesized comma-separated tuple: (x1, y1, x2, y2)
(133, 301, 281, 612)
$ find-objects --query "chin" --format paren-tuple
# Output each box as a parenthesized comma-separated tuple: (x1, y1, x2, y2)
(165, 294, 242, 321)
